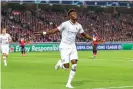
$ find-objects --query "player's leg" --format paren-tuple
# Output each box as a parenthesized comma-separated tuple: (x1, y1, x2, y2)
(1, 46, 6, 66)
(93, 45, 95, 57)
(23, 46, 26, 56)
(55, 48, 71, 70)
(0, 47, 1, 60)
(66, 48, 78, 88)
(21, 46, 23, 56)
(21, 46, 25, 56)
(2, 46, 9, 66)
(93, 44, 97, 59)
(3, 53, 8, 66)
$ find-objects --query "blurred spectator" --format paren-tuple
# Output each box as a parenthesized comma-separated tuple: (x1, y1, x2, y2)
(1, 8, 133, 42)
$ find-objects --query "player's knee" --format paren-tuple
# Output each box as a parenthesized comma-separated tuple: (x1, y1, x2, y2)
(5, 54, 8, 57)
(93, 49, 97, 52)
(3, 55, 6, 59)
(71, 59, 77, 64)
(72, 64, 77, 72)
(63, 64, 69, 69)
(3, 53, 6, 56)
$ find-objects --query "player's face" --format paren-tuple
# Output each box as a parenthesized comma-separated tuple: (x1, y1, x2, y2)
(70, 12, 77, 20)
(2, 28, 6, 34)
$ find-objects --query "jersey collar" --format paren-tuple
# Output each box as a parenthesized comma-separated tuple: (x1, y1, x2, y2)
(69, 20, 78, 25)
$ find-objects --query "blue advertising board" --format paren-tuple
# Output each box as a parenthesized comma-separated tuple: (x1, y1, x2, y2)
(76, 44, 122, 50)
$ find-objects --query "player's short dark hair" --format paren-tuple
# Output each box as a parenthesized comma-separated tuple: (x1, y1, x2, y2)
(67, 9, 76, 16)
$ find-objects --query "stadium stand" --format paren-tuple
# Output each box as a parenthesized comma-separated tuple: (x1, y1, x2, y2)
(1, 4, 133, 42)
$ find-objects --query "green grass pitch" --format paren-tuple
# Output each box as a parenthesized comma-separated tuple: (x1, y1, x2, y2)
(1, 50, 133, 89)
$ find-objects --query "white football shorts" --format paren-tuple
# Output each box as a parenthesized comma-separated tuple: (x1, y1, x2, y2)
(1, 45, 9, 55)
(59, 46, 78, 64)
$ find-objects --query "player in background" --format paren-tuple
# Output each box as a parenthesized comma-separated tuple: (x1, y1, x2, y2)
(19, 38, 26, 56)
(35, 9, 102, 88)
(92, 31, 104, 59)
(0, 29, 2, 60)
(92, 32, 99, 59)
(1, 28, 12, 66)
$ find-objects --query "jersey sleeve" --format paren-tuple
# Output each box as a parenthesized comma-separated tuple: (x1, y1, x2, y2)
(8, 34, 12, 40)
(0, 35, 1, 44)
(57, 22, 65, 32)
(79, 24, 84, 34)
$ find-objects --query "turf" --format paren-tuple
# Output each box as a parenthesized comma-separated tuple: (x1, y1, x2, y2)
(1, 50, 133, 89)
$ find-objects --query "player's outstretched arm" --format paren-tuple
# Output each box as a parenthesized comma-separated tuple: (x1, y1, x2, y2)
(43, 28, 59, 35)
(81, 32, 93, 41)
(8, 34, 12, 43)
(81, 32, 105, 43)
(34, 28, 59, 36)
(9, 40, 13, 43)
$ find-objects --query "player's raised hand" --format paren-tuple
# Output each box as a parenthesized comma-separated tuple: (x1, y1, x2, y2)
(42, 31, 47, 36)
(34, 31, 47, 36)
(34, 28, 59, 37)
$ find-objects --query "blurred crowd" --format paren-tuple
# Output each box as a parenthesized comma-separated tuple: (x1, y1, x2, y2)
(1, 8, 133, 42)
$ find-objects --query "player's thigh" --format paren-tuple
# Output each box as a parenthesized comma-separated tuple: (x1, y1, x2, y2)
(1, 46, 6, 54)
(1, 47, 5, 55)
(70, 48, 78, 64)
(59, 48, 71, 64)
(2, 46, 9, 55)
(6, 47, 9, 55)
(21, 46, 24, 50)
(93, 44, 97, 50)
(3, 46, 9, 56)
(95, 44, 98, 49)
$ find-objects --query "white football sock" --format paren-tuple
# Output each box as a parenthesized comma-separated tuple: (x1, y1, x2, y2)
(3, 56, 7, 66)
(67, 64, 77, 85)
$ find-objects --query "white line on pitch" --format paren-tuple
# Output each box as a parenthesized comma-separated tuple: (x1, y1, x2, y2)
(88, 57, 133, 61)
(92, 85, 133, 89)
(100, 57, 132, 60)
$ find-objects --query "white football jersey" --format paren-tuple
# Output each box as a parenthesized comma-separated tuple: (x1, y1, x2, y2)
(0, 34, 1, 49)
(1, 33, 11, 46)
(0, 34, 1, 43)
(57, 20, 84, 48)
